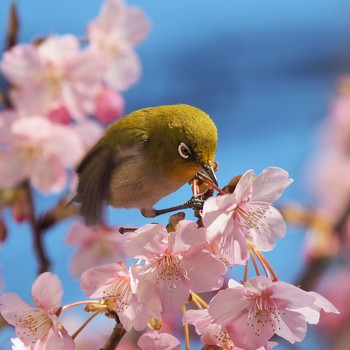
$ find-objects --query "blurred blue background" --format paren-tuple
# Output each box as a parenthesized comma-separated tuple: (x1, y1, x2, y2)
(1, 0, 350, 349)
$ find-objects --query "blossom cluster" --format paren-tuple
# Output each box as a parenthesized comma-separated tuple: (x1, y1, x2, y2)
(0, 0, 150, 195)
(0, 167, 339, 349)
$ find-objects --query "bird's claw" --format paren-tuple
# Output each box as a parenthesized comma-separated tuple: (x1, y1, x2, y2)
(141, 196, 204, 218)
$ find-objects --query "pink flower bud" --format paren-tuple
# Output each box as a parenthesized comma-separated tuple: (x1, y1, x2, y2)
(95, 87, 125, 124)
(47, 105, 70, 124)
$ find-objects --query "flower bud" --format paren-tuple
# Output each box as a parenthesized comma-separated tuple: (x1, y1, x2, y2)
(95, 87, 124, 124)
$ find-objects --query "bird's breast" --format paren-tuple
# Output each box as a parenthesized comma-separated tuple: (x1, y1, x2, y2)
(108, 154, 188, 210)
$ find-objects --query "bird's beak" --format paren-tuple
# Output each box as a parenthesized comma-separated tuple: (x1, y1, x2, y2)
(198, 163, 218, 186)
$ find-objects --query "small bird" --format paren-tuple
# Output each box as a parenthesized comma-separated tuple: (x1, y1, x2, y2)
(72, 104, 218, 225)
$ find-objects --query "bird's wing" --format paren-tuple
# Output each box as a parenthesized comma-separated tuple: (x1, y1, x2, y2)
(74, 127, 148, 226)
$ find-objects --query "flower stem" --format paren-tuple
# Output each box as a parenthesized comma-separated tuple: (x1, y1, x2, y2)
(71, 311, 100, 339)
(191, 292, 208, 309)
(182, 304, 190, 350)
(254, 249, 279, 282)
(191, 294, 203, 310)
(58, 300, 104, 316)
(243, 260, 249, 282)
(248, 245, 260, 276)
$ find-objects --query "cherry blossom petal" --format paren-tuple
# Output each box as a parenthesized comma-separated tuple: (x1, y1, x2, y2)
(297, 291, 339, 324)
(137, 330, 180, 350)
(183, 309, 212, 335)
(104, 49, 141, 91)
(225, 310, 273, 350)
(47, 125, 84, 166)
(72, 120, 103, 149)
(209, 288, 250, 325)
(247, 206, 286, 251)
(37, 35, 79, 65)
(202, 194, 237, 228)
(125, 224, 167, 260)
(80, 263, 127, 299)
(275, 310, 307, 343)
(216, 219, 249, 265)
(31, 272, 63, 312)
(38, 327, 75, 350)
(30, 154, 67, 194)
(233, 169, 254, 201)
(95, 87, 125, 124)
(0, 293, 51, 346)
(0, 151, 29, 188)
(181, 250, 226, 292)
(65, 222, 93, 245)
(118, 298, 150, 331)
(271, 280, 316, 310)
(1, 45, 43, 86)
(251, 167, 293, 203)
(169, 220, 208, 254)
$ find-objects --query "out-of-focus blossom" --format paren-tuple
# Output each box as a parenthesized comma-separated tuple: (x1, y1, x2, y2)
(137, 330, 180, 350)
(125, 221, 226, 313)
(88, 0, 151, 91)
(94, 86, 125, 124)
(314, 267, 350, 334)
(1, 35, 106, 119)
(66, 222, 127, 277)
(208, 276, 339, 350)
(71, 120, 104, 150)
(202, 167, 293, 265)
(81, 262, 161, 331)
(47, 105, 70, 125)
(0, 272, 74, 349)
(0, 112, 84, 194)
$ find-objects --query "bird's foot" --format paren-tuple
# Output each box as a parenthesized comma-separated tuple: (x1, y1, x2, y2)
(141, 196, 204, 218)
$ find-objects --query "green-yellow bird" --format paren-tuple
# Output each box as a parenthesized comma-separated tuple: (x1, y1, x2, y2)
(72, 104, 218, 225)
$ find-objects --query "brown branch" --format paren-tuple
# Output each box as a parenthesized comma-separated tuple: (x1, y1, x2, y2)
(100, 321, 126, 350)
(22, 183, 51, 274)
(5, 3, 19, 50)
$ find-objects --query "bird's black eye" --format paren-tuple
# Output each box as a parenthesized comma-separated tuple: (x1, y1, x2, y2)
(178, 142, 192, 159)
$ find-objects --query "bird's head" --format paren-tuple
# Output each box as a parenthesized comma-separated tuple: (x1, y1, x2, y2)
(146, 104, 218, 186)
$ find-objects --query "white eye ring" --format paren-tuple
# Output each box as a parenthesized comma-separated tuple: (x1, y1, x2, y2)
(178, 142, 191, 159)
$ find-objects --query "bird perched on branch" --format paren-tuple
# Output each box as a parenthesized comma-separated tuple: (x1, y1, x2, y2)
(70, 104, 218, 225)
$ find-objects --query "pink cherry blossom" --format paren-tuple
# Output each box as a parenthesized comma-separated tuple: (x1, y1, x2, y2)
(65, 222, 127, 277)
(80, 262, 161, 331)
(125, 221, 226, 313)
(183, 309, 278, 349)
(88, 0, 151, 91)
(137, 330, 180, 350)
(0, 272, 74, 349)
(1, 35, 106, 119)
(94, 86, 125, 124)
(202, 167, 293, 265)
(0, 112, 84, 194)
(208, 276, 339, 350)
(183, 309, 234, 348)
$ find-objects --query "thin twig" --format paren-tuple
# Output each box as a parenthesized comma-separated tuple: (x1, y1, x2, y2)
(182, 304, 190, 350)
(23, 182, 50, 274)
(100, 320, 126, 350)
